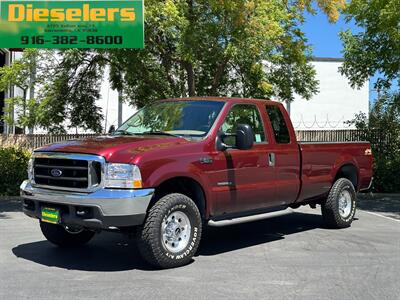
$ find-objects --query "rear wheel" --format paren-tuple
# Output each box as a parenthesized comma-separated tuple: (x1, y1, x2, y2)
(321, 178, 356, 228)
(40, 221, 95, 247)
(137, 193, 202, 269)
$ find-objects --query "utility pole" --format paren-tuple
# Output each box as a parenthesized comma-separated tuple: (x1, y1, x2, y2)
(118, 89, 123, 127)
(286, 100, 291, 116)
(104, 85, 110, 133)
(28, 55, 36, 134)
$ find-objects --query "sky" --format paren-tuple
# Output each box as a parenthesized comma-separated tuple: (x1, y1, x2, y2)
(301, 10, 379, 104)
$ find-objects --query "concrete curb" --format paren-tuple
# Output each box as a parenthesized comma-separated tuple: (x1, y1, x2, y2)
(358, 193, 400, 200)
(0, 196, 21, 201)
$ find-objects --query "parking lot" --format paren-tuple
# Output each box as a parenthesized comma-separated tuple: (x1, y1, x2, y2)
(0, 199, 399, 300)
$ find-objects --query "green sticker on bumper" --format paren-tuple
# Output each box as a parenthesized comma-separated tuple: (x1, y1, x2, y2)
(41, 207, 60, 224)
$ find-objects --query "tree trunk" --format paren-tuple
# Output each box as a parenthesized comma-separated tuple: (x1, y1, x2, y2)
(22, 89, 27, 134)
(185, 0, 196, 97)
(210, 57, 229, 95)
(184, 62, 196, 97)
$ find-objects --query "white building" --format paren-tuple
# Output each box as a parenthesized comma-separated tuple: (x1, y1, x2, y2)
(285, 58, 369, 130)
(98, 72, 136, 133)
(0, 49, 11, 133)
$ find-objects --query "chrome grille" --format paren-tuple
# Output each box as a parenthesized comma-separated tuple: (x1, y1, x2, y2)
(32, 153, 104, 192)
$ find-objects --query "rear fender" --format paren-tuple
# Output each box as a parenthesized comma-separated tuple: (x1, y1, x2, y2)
(331, 155, 360, 189)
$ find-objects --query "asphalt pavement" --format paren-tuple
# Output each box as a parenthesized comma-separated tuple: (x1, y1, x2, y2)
(0, 199, 399, 300)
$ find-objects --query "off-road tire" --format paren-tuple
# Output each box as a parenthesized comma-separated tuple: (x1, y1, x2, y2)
(321, 178, 356, 228)
(40, 221, 95, 247)
(137, 193, 202, 269)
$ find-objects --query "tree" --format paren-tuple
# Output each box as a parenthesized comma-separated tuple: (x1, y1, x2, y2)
(0, 49, 39, 133)
(106, 0, 345, 105)
(340, 0, 400, 89)
(36, 49, 105, 133)
(347, 92, 400, 192)
(1, 1, 346, 133)
(0, 49, 105, 134)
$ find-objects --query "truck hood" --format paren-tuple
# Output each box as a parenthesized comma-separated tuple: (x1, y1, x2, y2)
(35, 135, 191, 163)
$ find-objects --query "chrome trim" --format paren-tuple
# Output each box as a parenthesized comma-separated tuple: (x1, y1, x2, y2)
(21, 180, 154, 217)
(32, 152, 106, 193)
(360, 177, 374, 191)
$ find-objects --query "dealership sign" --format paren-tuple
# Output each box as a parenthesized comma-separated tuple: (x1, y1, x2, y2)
(0, 0, 144, 48)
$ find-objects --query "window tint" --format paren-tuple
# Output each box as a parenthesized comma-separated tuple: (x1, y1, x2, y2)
(221, 104, 265, 146)
(266, 105, 290, 144)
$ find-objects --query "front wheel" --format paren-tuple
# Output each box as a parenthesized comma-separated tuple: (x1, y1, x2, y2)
(40, 221, 95, 247)
(137, 193, 202, 269)
(321, 178, 356, 228)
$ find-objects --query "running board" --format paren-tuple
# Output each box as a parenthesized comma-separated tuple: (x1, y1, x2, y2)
(208, 206, 290, 227)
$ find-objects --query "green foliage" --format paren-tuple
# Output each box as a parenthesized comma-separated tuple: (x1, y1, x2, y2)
(340, 0, 400, 89)
(0, 49, 105, 133)
(106, 0, 326, 105)
(0, 147, 31, 196)
(36, 49, 105, 133)
(0, 1, 345, 132)
(348, 92, 400, 192)
(0, 49, 39, 132)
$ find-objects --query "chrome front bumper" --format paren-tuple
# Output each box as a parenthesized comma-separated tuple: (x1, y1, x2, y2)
(20, 180, 155, 229)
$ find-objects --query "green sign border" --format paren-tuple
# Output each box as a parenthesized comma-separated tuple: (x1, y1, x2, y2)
(0, 0, 144, 48)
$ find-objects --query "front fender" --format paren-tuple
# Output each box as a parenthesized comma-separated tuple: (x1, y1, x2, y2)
(140, 158, 215, 216)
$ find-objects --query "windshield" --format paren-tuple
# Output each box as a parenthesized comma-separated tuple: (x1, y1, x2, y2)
(114, 100, 225, 139)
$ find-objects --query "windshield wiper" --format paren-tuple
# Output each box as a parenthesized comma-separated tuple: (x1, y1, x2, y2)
(140, 131, 180, 137)
(112, 130, 135, 136)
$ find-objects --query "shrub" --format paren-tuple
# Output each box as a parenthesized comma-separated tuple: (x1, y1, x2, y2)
(0, 147, 31, 196)
(349, 92, 400, 193)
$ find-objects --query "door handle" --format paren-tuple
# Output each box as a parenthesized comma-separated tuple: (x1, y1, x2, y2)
(268, 153, 276, 167)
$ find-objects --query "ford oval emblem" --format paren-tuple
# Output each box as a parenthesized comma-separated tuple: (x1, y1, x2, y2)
(50, 169, 63, 177)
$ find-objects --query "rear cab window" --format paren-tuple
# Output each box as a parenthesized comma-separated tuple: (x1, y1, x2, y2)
(266, 105, 290, 144)
(220, 104, 266, 146)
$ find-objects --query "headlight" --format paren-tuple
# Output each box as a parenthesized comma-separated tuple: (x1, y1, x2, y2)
(28, 158, 34, 181)
(105, 163, 142, 189)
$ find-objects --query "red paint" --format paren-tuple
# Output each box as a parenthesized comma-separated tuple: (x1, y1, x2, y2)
(37, 97, 373, 219)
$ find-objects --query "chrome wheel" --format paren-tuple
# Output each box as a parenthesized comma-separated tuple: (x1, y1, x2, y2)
(338, 190, 352, 218)
(161, 211, 192, 253)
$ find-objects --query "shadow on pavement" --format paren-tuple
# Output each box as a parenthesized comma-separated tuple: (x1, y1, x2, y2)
(358, 194, 400, 220)
(199, 211, 323, 256)
(12, 211, 323, 271)
(12, 231, 153, 272)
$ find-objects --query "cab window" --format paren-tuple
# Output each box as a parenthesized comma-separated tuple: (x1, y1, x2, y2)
(220, 104, 266, 146)
(266, 105, 290, 144)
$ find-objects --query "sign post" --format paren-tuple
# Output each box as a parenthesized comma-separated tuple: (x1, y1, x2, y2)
(0, 0, 144, 48)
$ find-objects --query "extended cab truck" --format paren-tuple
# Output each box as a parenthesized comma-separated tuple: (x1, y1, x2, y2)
(20, 97, 373, 268)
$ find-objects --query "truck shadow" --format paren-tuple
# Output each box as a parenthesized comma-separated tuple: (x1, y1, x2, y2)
(12, 211, 324, 272)
(199, 211, 323, 256)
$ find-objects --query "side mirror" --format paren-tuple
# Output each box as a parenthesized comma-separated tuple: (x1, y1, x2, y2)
(235, 124, 254, 150)
(108, 125, 116, 134)
(216, 124, 254, 151)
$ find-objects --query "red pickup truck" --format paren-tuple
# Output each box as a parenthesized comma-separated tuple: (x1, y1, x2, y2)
(21, 97, 373, 268)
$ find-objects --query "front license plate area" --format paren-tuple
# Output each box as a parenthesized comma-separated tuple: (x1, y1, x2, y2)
(41, 207, 60, 224)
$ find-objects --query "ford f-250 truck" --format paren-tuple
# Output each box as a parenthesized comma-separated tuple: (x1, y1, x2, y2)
(20, 97, 373, 268)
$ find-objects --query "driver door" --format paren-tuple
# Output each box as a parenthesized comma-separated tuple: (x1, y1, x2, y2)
(209, 103, 276, 216)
